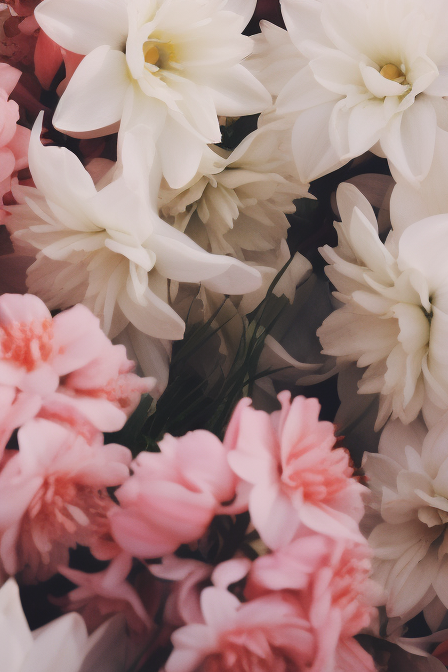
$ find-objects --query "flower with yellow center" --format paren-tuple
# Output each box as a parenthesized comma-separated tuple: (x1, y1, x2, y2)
(34, 0, 271, 189)
(274, 0, 448, 185)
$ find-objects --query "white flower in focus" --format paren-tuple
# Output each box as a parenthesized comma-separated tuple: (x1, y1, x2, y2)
(159, 122, 309, 257)
(276, 0, 448, 184)
(6, 115, 262, 341)
(0, 578, 129, 672)
(363, 415, 448, 622)
(34, 0, 271, 188)
(317, 183, 448, 429)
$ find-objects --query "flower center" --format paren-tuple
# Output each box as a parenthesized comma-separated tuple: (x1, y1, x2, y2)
(380, 63, 406, 83)
(143, 38, 177, 72)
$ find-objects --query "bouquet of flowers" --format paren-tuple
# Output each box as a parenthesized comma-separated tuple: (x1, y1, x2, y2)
(2, 0, 448, 669)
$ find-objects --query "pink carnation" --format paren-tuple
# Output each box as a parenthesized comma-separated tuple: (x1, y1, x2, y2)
(166, 534, 377, 672)
(166, 587, 316, 672)
(0, 293, 155, 454)
(0, 63, 30, 214)
(245, 534, 378, 670)
(110, 430, 241, 559)
(0, 418, 131, 581)
(225, 392, 367, 549)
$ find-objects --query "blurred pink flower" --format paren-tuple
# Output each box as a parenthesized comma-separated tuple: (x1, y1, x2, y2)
(165, 587, 315, 672)
(56, 552, 154, 637)
(245, 533, 378, 670)
(0, 418, 131, 581)
(110, 430, 242, 559)
(225, 392, 367, 549)
(0, 62, 30, 217)
(0, 293, 156, 454)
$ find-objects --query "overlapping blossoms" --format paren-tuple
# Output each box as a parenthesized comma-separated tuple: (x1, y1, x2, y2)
(6, 114, 262, 341)
(34, 0, 271, 188)
(273, 0, 448, 184)
(317, 182, 448, 429)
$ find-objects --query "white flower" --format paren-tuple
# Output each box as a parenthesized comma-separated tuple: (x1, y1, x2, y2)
(34, 0, 271, 188)
(245, 20, 306, 99)
(159, 121, 309, 257)
(363, 414, 448, 622)
(317, 183, 448, 429)
(276, 0, 448, 184)
(0, 578, 129, 672)
(6, 114, 262, 341)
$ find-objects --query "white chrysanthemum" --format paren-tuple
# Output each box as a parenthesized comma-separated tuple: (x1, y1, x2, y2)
(6, 115, 261, 341)
(317, 183, 448, 429)
(276, 0, 448, 184)
(34, 0, 271, 188)
(363, 415, 448, 623)
(0, 578, 129, 672)
(159, 122, 309, 257)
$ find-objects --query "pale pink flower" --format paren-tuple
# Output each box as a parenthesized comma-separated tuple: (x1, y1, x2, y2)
(245, 534, 378, 668)
(165, 587, 316, 672)
(56, 552, 155, 636)
(149, 555, 213, 628)
(225, 392, 367, 549)
(0, 418, 131, 581)
(110, 430, 242, 560)
(0, 293, 155, 454)
(0, 62, 30, 217)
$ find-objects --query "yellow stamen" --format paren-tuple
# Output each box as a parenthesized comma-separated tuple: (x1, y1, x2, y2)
(380, 63, 404, 81)
(144, 45, 160, 66)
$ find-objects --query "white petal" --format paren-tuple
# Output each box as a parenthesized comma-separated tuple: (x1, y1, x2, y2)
(21, 613, 88, 672)
(291, 102, 345, 182)
(276, 64, 339, 115)
(35, 0, 128, 55)
(205, 64, 271, 116)
(54, 46, 129, 137)
(360, 63, 408, 98)
(381, 97, 437, 184)
(223, 0, 256, 28)
(280, 0, 332, 54)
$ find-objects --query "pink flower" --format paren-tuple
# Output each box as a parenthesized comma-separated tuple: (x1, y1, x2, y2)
(0, 293, 156, 454)
(244, 533, 378, 671)
(166, 534, 377, 672)
(55, 552, 155, 636)
(225, 392, 366, 549)
(110, 430, 241, 559)
(0, 63, 30, 215)
(165, 587, 316, 672)
(0, 418, 131, 581)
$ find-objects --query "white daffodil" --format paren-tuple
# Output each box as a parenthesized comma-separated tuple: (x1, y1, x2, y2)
(6, 114, 261, 341)
(317, 183, 448, 429)
(0, 578, 129, 672)
(276, 0, 448, 184)
(159, 121, 309, 257)
(363, 414, 448, 624)
(34, 0, 271, 189)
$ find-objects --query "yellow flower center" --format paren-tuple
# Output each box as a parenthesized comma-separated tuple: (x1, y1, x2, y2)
(380, 63, 405, 81)
(144, 44, 161, 66)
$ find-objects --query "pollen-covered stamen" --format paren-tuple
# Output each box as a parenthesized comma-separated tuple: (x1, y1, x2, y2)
(380, 63, 406, 83)
(144, 44, 160, 66)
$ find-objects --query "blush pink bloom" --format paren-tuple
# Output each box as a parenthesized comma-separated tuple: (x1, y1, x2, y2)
(245, 533, 378, 671)
(0, 293, 155, 454)
(56, 552, 155, 636)
(0, 63, 30, 216)
(226, 392, 367, 549)
(110, 430, 242, 560)
(165, 587, 316, 672)
(0, 418, 131, 581)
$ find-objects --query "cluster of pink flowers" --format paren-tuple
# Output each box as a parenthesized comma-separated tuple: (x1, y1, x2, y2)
(46, 387, 378, 671)
(0, 292, 155, 582)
